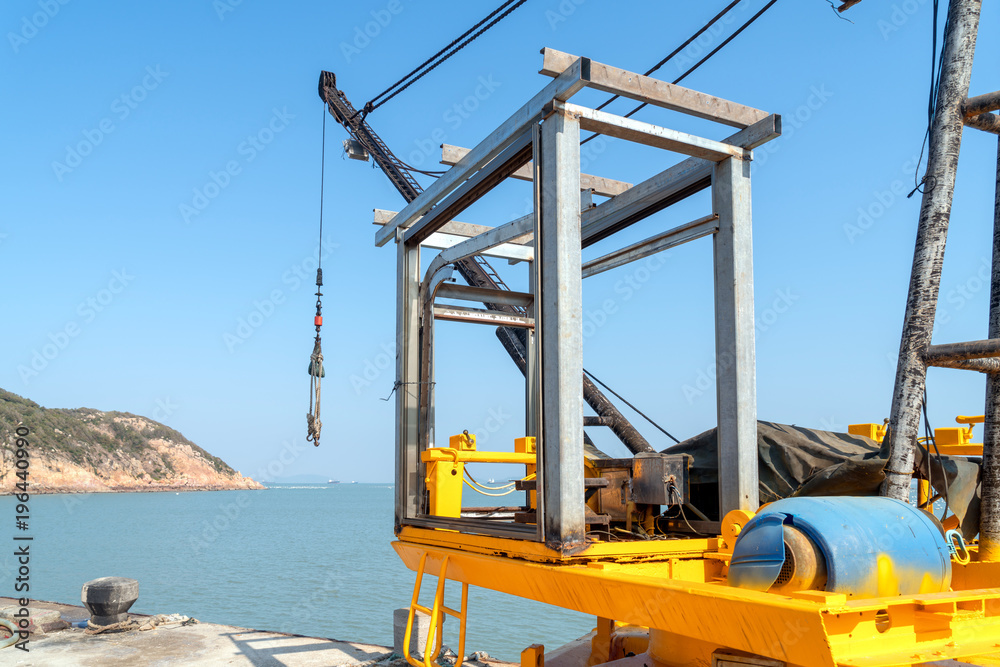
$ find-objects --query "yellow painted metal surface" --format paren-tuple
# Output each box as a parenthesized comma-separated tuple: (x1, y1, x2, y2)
(393, 539, 1000, 667)
(403, 552, 468, 667)
(423, 458, 464, 518)
(422, 449, 536, 464)
(848, 423, 887, 443)
(421, 435, 537, 516)
(450, 432, 477, 451)
(520, 643, 544, 667)
(514, 436, 536, 454)
(397, 526, 718, 563)
(936, 427, 973, 446)
(956, 415, 985, 425)
(918, 478, 931, 508)
(404, 417, 1000, 665)
(719, 509, 754, 554)
(935, 415, 985, 455)
(936, 442, 984, 456)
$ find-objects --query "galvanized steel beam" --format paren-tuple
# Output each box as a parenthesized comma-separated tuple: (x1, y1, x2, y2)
(538, 108, 586, 552)
(433, 305, 535, 328)
(403, 129, 533, 247)
(434, 283, 534, 309)
(582, 213, 719, 278)
(395, 235, 423, 531)
(539, 47, 769, 129)
(580, 114, 780, 247)
(420, 232, 534, 262)
(554, 101, 749, 162)
(713, 155, 758, 515)
(375, 58, 588, 246)
(440, 144, 633, 197)
(427, 213, 534, 272)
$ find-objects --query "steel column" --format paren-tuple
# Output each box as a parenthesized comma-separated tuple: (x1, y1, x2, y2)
(538, 108, 586, 552)
(396, 233, 423, 531)
(982, 137, 1000, 559)
(882, 0, 982, 500)
(712, 155, 759, 515)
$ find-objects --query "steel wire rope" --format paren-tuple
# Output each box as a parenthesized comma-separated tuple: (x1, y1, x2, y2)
(580, 0, 780, 146)
(362, 0, 528, 115)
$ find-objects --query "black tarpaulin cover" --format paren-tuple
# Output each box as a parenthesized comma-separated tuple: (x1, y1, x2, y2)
(662, 420, 981, 540)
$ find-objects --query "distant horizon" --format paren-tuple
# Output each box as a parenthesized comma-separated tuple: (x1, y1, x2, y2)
(261, 480, 394, 485)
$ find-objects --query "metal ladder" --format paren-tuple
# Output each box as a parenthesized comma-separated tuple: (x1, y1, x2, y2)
(882, 0, 1000, 554)
(403, 552, 468, 667)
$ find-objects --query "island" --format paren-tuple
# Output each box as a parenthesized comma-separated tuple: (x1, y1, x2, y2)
(0, 389, 264, 494)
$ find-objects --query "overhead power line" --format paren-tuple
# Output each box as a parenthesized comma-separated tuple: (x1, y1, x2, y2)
(582, 0, 781, 145)
(361, 0, 528, 116)
(595, 0, 743, 112)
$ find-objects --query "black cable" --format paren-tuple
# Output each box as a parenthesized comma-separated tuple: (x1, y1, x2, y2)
(928, 0, 941, 124)
(370, 1, 527, 113)
(922, 385, 954, 526)
(318, 105, 326, 271)
(672, 0, 779, 87)
(363, 0, 527, 114)
(582, 368, 680, 444)
(396, 157, 446, 177)
(366, 0, 518, 108)
(594, 0, 743, 113)
(909, 0, 945, 198)
(581, 0, 780, 145)
(669, 482, 703, 535)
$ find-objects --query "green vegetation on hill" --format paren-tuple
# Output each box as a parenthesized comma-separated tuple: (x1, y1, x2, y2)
(0, 388, 235, 475)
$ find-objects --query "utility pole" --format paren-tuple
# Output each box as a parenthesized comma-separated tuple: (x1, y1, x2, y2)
(882, 0, 981, 500)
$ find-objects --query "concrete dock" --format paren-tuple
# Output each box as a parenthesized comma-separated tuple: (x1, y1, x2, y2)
(0, 597, 512, 667)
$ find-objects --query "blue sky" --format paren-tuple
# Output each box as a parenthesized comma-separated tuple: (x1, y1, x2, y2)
(2, 0, 999, 483)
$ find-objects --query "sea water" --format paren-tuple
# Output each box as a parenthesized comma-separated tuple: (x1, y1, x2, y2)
(0, 484, 591, 661)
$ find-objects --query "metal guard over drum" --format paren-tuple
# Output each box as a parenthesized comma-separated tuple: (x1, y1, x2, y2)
(730, 496, 952, 598)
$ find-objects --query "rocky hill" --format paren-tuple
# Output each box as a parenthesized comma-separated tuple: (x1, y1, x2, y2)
(0, 389, 264, 493)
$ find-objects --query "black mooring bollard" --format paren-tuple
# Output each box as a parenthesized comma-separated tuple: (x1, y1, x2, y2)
(81, 577, 139, 626)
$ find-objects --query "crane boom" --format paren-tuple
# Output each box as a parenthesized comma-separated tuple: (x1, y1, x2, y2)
(317, 71, 653, 454)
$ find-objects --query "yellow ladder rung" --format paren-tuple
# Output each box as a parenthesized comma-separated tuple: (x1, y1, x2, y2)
(403, 552, 468, 667)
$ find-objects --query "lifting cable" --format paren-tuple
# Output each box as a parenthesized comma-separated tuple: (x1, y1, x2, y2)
(582, 369, 680, 444)
(359, 0, 528, 116)
(307, 106, 327, 447)
(581, 0, 780, 145)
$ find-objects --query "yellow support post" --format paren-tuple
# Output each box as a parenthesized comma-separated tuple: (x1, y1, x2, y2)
(918, 478, 931, 509)
(589, 617, 613, 666)
(425, 455, 464, 518)
(521, 644, 544, 667)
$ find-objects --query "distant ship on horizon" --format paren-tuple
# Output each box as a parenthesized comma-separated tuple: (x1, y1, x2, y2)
(328, 480, 340, 484)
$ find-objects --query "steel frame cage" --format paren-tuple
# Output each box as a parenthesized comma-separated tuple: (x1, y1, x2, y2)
(379, 49, 782, 553)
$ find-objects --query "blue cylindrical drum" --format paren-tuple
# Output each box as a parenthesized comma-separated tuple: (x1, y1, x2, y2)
(729, 496, 951, 598)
